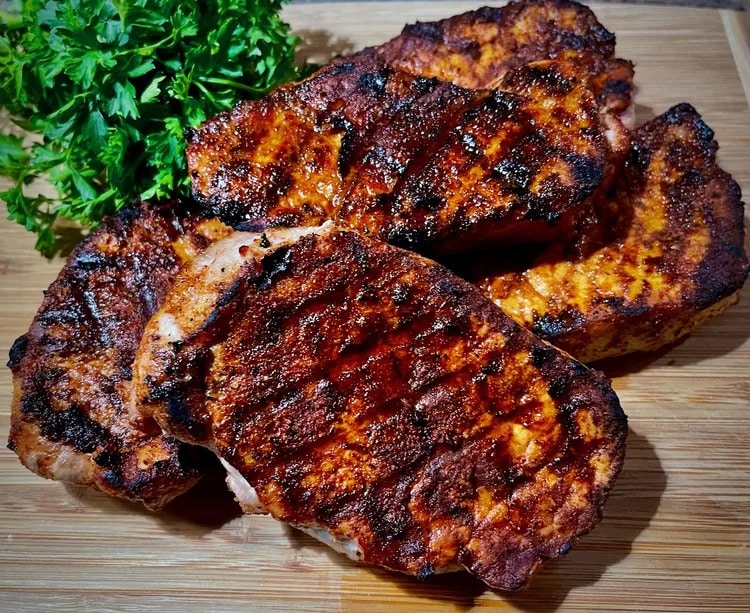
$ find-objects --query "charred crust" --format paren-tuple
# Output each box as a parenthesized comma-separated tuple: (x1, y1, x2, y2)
(565, 153, 605, 198)
(358, 67, 390, 98)
(21, 392, 111, 455)
(7, 334, 28, 370)
(519, 194, 560, 225)
(492, 160, 533, 194)
(413, 76, 439, 94)
(149, 382, 208, 442)
(210, 198, 252, 227)
(331, 114, 357, 177)
(600, 78, 631, 97)
(532, 310, 585, 338)
(628, 142, 652, 173)
(547, 375, 570, 399)
(71, 249, 113, 272)
(487, 90, 522, 117)
(663, 102, 698, 125)
(252, 246, 294, 291)
(401, 20, 444, 41)
(530, 344, 556, 367)
(416, 564, 436, 581)
(93, 449, 122, 469)
(330, 61, 356, 75)
(116, 201, 144, 225)
(508, 65, 572, 94)
(386, 225, 430, 250)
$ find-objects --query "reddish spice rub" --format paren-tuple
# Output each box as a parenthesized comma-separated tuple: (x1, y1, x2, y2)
(7, 201, 233, 509)
(187, 48, 630, 253)
(133, 226, 627, 589)
(470, 104, 749, 362)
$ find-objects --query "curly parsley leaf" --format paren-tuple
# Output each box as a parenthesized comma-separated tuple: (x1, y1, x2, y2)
(0, 0, 307, 256)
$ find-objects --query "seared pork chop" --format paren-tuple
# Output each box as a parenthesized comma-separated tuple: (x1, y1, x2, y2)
(7, 201, 232, 508)
(376, 0, 635, 170)
(187, 50, 627, 252)
(133, 225, 627, 590)
(470, 104, 749, 362)
(377, 0, 617, 89)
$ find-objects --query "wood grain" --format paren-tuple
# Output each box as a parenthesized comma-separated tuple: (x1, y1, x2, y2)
(1, 3, 749, 611)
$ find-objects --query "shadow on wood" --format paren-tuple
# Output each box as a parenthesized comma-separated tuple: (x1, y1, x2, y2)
(293, 28, 356, 66)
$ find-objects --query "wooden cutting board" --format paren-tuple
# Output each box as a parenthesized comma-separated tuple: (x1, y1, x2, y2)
(1, 3, 749, 611)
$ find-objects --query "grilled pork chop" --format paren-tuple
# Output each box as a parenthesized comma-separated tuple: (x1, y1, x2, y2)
(376, 0, 635, 170)
(7, 201, 232, 508)
(470, 104, 749, 362)
(377, 0, 617, 89)
(133, 225, 627, 590)
(187, 49, 628, 252)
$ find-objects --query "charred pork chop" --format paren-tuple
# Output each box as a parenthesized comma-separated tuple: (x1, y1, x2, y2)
(470, 104, 749, 362)
(133, 225, 627, 590)
(377, 0, 618, 89)
(376, 0, 635, 172)
(7, 201, 232, 508)
(187, 50, 629, 252)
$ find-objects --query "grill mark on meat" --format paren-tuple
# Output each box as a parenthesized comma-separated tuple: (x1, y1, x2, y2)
(21, 389, 111, 454)
(8, 201, 228, 508)
(471, 104, 748, 362)
(134, 226, 627, 590)
(337, 77, 479, 226)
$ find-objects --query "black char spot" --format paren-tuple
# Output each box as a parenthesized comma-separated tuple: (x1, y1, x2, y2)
(72, 249, 112, 272)
(358, 68, 389, 97)
(547, 376, 570, 399)
(493, 159, 533, 194)
(564, 153, 604, 196)
(331, 115, 356, 177)
(487, 90, 521, 117)
(253, 246, 293, 291)
(7, 334, 28, 369)
(331, 61, 355, 75)
(417, 564, 436, 581)
(21, 392, 110, 454)
(530, 344, 557, 367)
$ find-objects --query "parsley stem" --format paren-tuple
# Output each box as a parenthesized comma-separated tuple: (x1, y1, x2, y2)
(201, 77, 267, 95)
(192, 81, 219, 107)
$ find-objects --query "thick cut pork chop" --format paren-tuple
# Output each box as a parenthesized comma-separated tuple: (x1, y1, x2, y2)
(470, 104, 749, 362)
(187, 50, 627, 253)
(133, 225, 627, 590)
(7, 201, 232, 508)
(377, 0, 617, 89)
(376, 0, 634, 165)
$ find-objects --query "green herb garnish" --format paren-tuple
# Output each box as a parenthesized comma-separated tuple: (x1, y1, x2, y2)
(0, 0, 307, 256)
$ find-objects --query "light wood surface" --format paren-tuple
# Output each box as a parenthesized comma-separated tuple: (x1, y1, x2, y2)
(1, 3, 749, 611)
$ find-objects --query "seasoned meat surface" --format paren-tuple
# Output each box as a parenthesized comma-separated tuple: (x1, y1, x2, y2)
(7, 201, 233, 508)
(377, 0, 617, 89)
(470, 104, 749, 362)
(377, 0, 635, 161)
(187, 51, 621, 252)
(133, 225, 627, 590)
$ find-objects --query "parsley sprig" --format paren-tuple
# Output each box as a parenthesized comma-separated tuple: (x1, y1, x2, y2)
(0, 0, 306, 256)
